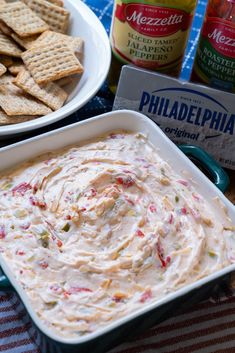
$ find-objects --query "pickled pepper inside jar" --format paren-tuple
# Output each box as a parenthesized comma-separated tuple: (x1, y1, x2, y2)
(207, 0, 235, 20)
(191, 0, 235, 92)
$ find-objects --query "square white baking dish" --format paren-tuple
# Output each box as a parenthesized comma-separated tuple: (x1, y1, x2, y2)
(0, 110, 234, 353)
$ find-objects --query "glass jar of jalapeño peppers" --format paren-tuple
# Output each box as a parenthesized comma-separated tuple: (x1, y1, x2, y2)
(109, 0, 198, 93)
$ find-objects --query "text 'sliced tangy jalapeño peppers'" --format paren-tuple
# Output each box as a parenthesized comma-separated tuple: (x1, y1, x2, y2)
(109, 0, 198, 93)
(191, 0, 235, 93)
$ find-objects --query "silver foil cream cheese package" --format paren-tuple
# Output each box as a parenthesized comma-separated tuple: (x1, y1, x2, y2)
(113, 66, 235, 170)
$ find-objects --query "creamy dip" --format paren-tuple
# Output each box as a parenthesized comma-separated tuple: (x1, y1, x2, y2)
(0, 131, 234, 338)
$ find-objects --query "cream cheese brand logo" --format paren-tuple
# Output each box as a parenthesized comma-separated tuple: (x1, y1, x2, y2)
(139, 88, 235, 136)
(115, 4, 191, 37)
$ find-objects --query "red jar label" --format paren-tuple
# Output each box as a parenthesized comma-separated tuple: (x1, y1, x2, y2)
(202, 19, 235, 59)
(193, 16, 235, 91)
(115, 4, 192, 37)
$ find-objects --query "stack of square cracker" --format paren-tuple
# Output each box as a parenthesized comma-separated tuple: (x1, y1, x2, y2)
(0, 0, 84, 125)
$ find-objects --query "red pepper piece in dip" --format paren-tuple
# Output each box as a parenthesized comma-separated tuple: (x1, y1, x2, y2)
(156, 239, 171, 268)
(177, 179, 189, 187)
(66, 287, 93, 295)
(140, 289, 152, 303)
(29, 196, 47, 209)
(0, 225, 6, 239)
(16, 250, 25, 256)
(149, 203, 157, 213)
(12, 182, 32, 196)
(181, 207, 188, 215)
(116, 176, 135, 188)
(136, 229, 145, 238)
(39, 261, 49, 269)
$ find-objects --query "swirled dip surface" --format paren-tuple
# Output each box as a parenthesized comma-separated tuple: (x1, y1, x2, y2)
(0, 132, 234, 338)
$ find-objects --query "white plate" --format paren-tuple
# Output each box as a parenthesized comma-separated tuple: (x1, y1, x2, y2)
(0, 0, 111, 136)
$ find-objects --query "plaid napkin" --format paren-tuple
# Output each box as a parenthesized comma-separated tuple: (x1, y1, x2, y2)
(1, 282, 235, 353)
(1, 1, 235, 353)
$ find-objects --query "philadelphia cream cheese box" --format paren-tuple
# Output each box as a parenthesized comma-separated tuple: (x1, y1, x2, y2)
(113, 66, 235, 170)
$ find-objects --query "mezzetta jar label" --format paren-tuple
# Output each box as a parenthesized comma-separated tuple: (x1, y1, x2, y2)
(202, 19, 235, 59)
(111, 2, 193, 72)
(195, 18, 235, 87)
(117, 4, 191, 37)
